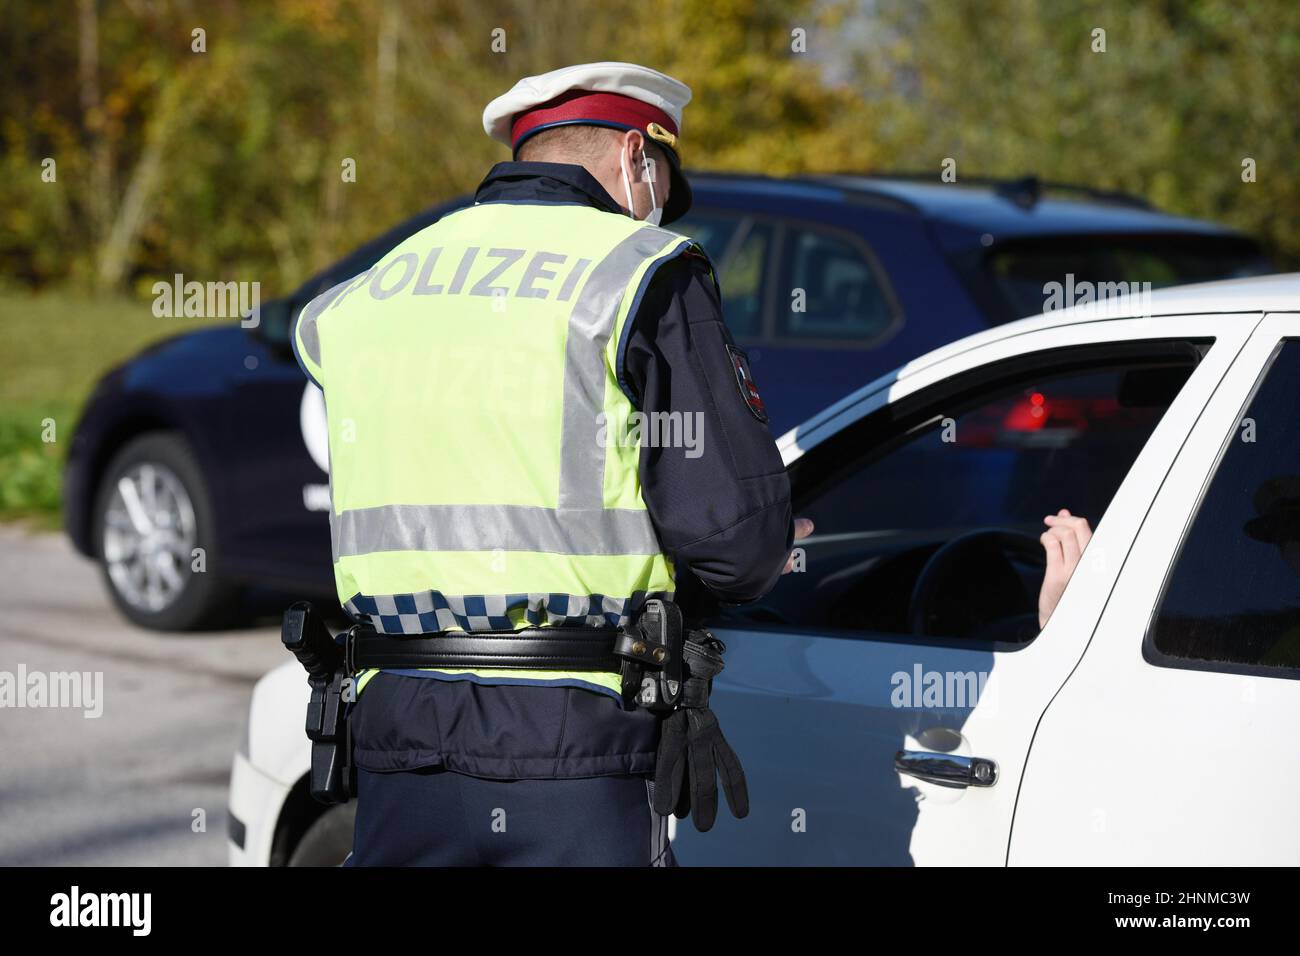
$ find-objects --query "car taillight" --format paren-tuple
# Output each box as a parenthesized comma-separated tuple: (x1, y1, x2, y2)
(1003, 392, 1050, 431)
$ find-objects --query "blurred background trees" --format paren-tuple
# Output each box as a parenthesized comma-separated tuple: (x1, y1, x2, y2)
(1, 0, 1297, 298)
(0, 0, 1295, 523)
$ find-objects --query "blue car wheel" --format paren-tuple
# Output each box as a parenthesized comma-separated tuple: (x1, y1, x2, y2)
(92, 432, 239, 631)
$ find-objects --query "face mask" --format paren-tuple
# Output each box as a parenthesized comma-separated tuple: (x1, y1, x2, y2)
(621, 150, 663, 226)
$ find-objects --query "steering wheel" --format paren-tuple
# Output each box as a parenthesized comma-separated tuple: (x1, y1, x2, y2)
(906, 529, 1045, 638)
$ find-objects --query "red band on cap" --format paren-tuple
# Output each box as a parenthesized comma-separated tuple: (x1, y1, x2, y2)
(511, 90, 678, 152)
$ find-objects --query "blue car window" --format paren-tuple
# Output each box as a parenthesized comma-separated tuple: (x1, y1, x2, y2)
(674, 213, 771, 339)
(1148, 340, 1300, 676)
(254, 298, 293, 346)
(778, 226, 895, 344)
(674, 213, 743, 262)
(719, 222, 772, 339)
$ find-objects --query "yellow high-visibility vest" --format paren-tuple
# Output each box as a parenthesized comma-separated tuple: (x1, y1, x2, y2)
(293, 202, 703, 696)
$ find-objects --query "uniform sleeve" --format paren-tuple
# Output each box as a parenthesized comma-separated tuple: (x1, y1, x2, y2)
(621, 253, 794, 606)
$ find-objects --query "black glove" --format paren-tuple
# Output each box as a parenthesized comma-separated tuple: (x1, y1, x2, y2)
(671, 761, 692, 819)
(653, 703, 749, 832)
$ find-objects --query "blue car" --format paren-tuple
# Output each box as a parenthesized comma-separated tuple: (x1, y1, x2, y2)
(64, 173, 1273, 629)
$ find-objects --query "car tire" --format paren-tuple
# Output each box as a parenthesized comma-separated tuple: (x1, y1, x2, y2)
(287, 804, 356, 867)
(92, 431, 239, 631)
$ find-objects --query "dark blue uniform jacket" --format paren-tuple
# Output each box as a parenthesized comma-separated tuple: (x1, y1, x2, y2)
(352, 162, 794, 779)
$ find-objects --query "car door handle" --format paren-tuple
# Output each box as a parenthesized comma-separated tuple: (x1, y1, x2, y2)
(894, 749, 998, 788)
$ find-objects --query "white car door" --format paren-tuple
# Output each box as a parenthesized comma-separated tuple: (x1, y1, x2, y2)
(1011, 312, 1299, 865)
(669, 314, 1255, 865)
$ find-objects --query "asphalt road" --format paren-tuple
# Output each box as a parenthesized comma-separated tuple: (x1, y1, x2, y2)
(0, 526, 285, 865)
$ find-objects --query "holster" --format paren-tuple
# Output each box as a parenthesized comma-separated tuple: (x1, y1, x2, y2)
(613, 598, 726, 713)
(282, 602, 355, 805)
(617, 599, 748, 831)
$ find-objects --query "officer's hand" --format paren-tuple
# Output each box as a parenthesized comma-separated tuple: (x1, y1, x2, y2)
(1038, 509, 1092, 629)
(782, 518, 815, 574)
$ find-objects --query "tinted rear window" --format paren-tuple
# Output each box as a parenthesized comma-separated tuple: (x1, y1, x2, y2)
(1149, 340, 1300, 676)
(958, 235, 1274, 324)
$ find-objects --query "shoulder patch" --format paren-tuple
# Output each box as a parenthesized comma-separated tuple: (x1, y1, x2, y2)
(726, 344, 768, 423)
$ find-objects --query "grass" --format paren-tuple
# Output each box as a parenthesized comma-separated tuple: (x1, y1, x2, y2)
(0, 289, 215, 526)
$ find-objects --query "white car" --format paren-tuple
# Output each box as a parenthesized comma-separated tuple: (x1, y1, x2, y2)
(230, 273, 1300, 866)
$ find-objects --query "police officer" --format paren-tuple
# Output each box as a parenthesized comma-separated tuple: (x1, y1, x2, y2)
(291, 62, 810, 866)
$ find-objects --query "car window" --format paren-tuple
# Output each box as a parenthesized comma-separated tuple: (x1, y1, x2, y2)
(807, 368, 1178, 534)
(720, 222, 772, 338)
(673, 212, 742, 262)
(967, 235, 1274, 325)
(254, 298, 293, 346)
(1149, 340, 1300, 675)
(741, 349, 1200, 641)
(777, 225, 895, 344)
(673, 213, 771, 339)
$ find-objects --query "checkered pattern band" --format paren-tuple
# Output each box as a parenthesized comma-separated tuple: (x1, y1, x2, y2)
(344, 589, 673, 634)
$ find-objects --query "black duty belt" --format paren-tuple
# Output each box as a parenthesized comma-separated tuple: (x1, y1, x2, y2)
(285, 598, 749, 828)
(347, 625, 623, 672)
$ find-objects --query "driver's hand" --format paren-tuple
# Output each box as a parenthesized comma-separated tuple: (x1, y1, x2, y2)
(1038, 509, 1092, 629)
(782, 518, 815, 574)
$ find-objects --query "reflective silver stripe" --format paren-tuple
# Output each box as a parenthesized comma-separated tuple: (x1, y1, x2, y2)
(296, 274, 360, 366)
(333, 503, 662, 559)
(557, 226, 684, 510)
(332, 224, 681, 564)
(648, 778, 671, 867)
